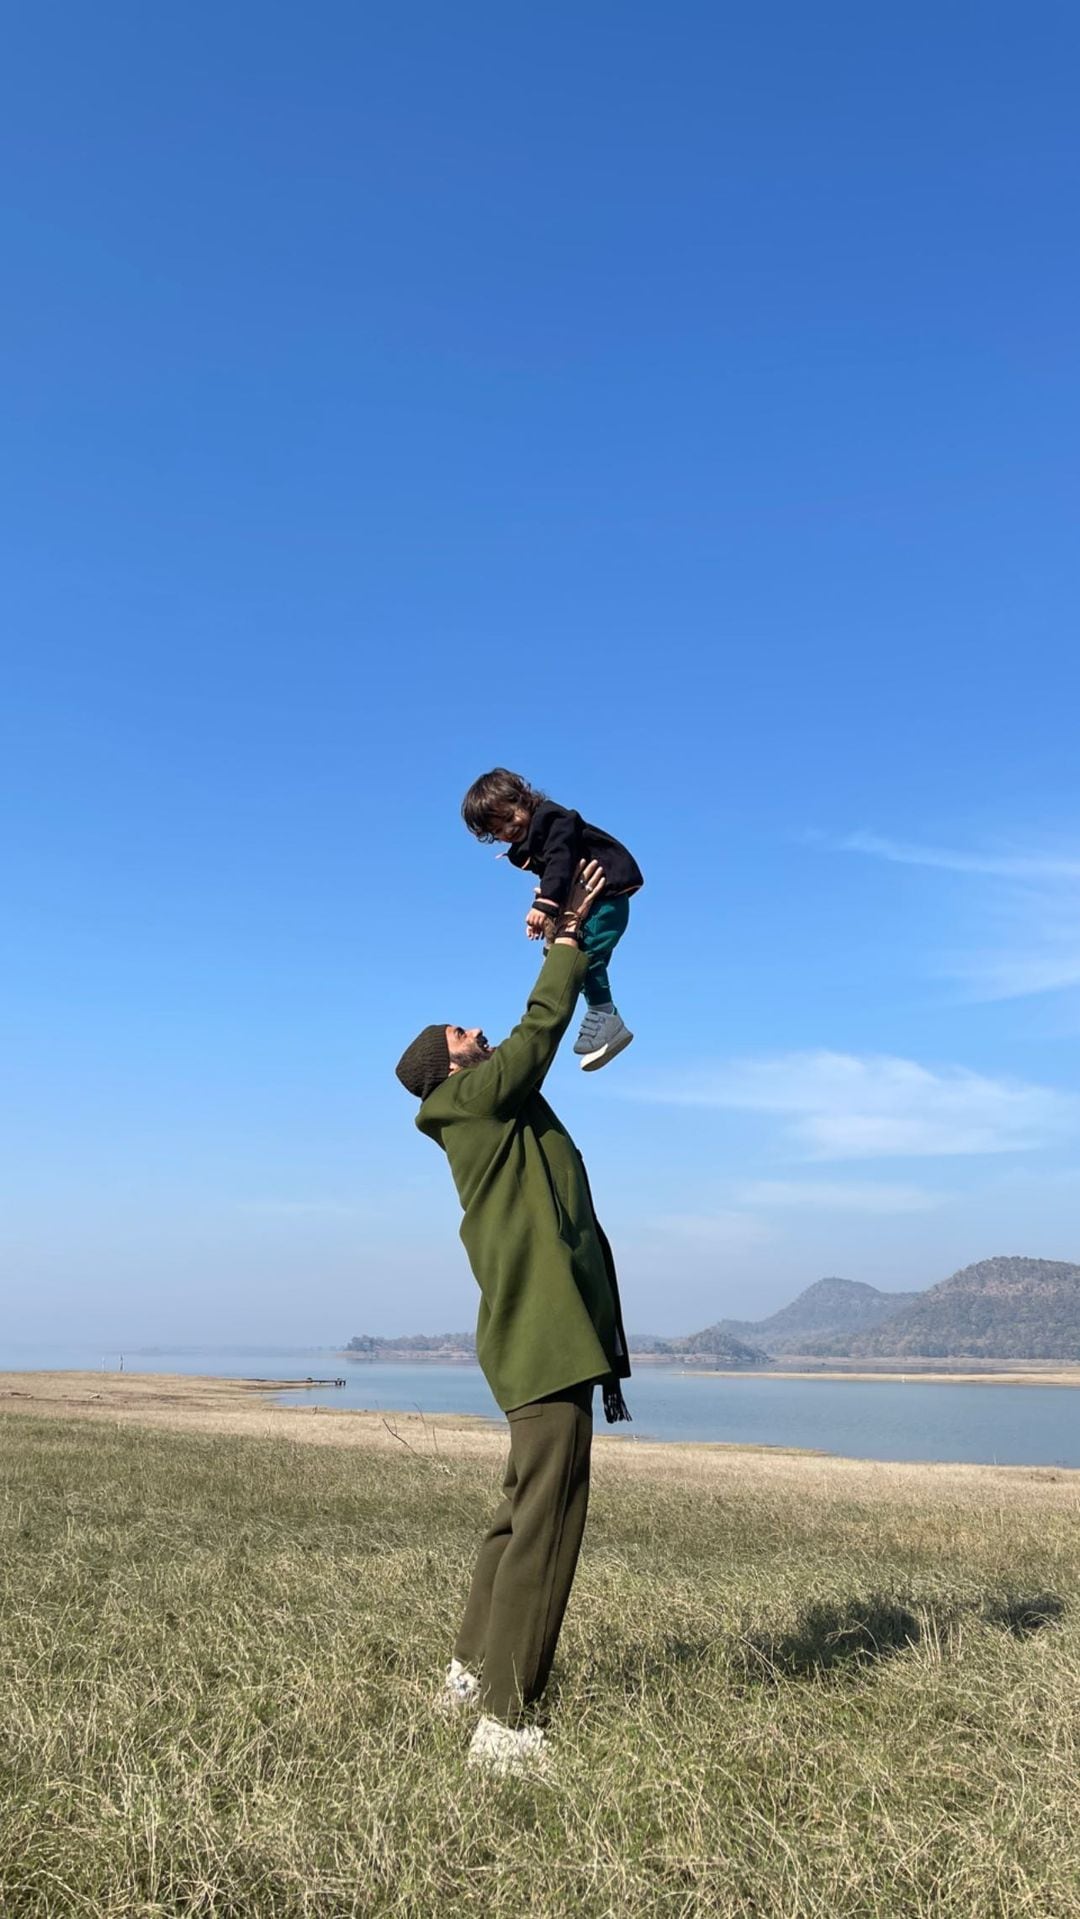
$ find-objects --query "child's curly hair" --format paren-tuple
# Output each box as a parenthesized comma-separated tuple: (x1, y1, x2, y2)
(461, 767, 546, 842)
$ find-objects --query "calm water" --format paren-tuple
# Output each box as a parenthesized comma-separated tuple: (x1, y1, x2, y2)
(3, 1345, 1079, 1467)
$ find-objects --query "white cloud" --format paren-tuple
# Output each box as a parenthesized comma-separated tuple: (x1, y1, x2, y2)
(738, 1178, 944, 1214)
(645, 1210, 774, 1246)
(636, 1051, 1075, 1159)
(941, 890, 1080, 1001)
(834, 831, 1080, 1002)
(836, 831, 1080, 881)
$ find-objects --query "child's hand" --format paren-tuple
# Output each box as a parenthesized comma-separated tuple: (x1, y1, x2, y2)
(525, 906, 554, 941)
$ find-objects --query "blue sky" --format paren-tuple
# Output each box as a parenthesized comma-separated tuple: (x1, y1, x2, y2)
(3, 3, 1078, 1346)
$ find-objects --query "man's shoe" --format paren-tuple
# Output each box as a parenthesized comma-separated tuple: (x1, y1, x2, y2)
(467, 1714, 550, 1780)
(433, 1658, 481, 1716)
(574, 1008, 634, 1071)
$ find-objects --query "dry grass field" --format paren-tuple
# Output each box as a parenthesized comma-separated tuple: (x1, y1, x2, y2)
(1, 1374, 1079, 1917)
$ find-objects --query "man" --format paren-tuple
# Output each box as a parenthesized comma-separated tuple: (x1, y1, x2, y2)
(395, 860, 631, 1777)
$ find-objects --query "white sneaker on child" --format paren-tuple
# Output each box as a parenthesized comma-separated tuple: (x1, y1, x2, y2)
(574, 1007, 634, 1071)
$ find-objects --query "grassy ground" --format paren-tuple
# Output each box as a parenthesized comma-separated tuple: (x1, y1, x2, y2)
(2, 1411, 1079, 1918)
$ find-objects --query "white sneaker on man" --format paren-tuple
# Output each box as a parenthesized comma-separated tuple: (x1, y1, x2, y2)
(466, 1714, 551, 1779)
(433, 1657, 481, 1715)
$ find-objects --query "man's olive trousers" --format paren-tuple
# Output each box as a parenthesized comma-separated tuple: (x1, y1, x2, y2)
(454, 1382, 594, 1726)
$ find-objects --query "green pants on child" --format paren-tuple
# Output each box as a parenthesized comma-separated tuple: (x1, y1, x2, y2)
(580, 896, 631, 1009)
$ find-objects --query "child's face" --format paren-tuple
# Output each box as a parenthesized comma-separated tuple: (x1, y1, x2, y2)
(492, 806, 529, 844)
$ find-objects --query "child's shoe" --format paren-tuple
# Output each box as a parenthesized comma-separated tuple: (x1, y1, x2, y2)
(573, 1008, 634, 1071)
(467, 1714, 551, 1779)
(433, 1657, 481, 1715)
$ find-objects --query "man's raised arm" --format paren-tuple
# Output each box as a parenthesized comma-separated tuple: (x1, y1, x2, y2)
(452, 861, 605, 1117)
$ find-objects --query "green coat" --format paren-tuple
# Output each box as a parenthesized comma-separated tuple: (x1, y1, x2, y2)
(416, 943, 631, 1413)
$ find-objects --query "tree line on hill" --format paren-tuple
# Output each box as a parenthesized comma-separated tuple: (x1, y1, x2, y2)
(345, 1257, 1080, 1364)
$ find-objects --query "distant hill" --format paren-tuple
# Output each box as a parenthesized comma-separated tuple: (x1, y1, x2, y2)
(652, 1327, 771, 1366)
(715, 1277, 921, 1355)
(344, 1333, 475, 1357)
(344, 1258, 1080, 1366)
(849, 1257, 1080, 1360)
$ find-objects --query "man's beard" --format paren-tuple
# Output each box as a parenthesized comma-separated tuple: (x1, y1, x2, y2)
(459, 1033, 491, 1067)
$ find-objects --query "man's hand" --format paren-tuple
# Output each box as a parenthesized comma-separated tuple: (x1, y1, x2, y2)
(525, 906, 554, 941)
(554, 859, 605, 944)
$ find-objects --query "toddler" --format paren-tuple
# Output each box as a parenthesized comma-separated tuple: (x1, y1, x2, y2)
(462, 767, 643, 1070)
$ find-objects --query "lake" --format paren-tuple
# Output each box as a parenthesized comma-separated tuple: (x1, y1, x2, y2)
(2, 1345, 1079, 1467)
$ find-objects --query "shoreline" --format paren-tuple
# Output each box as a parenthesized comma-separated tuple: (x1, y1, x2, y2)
(690, 1365, 1080, 1387)
(338, 1354, 1080, 1387)
(1, 1370, 1079, 1488)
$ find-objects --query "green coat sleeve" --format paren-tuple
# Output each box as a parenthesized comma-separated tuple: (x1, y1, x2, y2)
(450, 944, 587, 1118)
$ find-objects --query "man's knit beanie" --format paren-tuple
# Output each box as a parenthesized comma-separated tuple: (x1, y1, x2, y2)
(396, 1023, 451, 1101)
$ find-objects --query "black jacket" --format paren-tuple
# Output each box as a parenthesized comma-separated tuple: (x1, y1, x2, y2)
(507, 800, 644, 914)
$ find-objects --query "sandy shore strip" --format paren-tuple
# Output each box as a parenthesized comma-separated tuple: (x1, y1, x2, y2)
(345, 1355, 1080, 1386)
(694, 1366, 1080, 1386)
(2, 1371, 1079, 1507)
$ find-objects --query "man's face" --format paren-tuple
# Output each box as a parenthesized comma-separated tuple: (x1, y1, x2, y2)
(446, 1024, 492, 1071)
